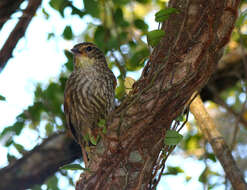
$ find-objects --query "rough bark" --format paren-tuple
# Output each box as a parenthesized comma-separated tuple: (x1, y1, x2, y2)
(0, 0, 42, 71)
(190, 95, 247, 190)
(76, 0, 241, 189)
(0, 133, 81, 190)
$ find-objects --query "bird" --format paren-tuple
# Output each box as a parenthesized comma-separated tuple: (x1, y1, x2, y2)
(64, 42, 116, 167)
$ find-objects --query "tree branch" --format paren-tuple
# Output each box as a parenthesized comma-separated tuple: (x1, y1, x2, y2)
(0, 0, 42, 72)
(190, 95, 247, 190)
(0, 133, 81, 190)
(0, 0, 25, 30)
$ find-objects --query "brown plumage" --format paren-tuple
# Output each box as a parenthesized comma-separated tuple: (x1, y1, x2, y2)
(64, 42, 116, 165)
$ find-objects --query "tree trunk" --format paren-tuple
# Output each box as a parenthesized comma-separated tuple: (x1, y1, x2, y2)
(76, 0, 241, 189)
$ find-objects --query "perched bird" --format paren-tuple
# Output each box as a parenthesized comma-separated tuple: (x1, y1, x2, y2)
(64, 42, 116, 166)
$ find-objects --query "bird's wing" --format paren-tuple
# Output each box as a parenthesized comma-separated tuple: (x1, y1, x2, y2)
(64, 92, 79, 143)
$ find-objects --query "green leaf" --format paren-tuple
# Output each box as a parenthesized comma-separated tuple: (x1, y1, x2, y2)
(89, 135, 100, 145)
(98, 119, 107, 133)
(119, 31, 128, 42)
(47, 32, 55, 40)
(114, 8, 129, 27)
(5, 138, 13, 147)
(13, 142, 25, 153)
(26, 102, 44, 127)
(90, 137, 97, 145)
(94, 25, 108, 51)
(62, 26, 73, 40)
(60, 164, 88, 171)
(128, 48, 149, 71)
(0, 127, 13, 139)
(64, 50, 73, 71)
(49, 0, 69, 17)
(107, 37, 119, 49)
(7, 153, 17, 163)
(206, 153, 217, 162)
(199, 167, 209, 183)
(0, 121, 24, 139)
(129, 40, 137, 47)
(115, 78, 125, 100)
(71, 6, 86, 17)
(164, 130, 183, 145)
(163, 166, 184, 175)
(49, 0, 64, 10)
(176, 115, 184, 122)
(146, 30, 165, 47)
(98, 119, 106, 127)
(83, 0, 99, 18)
(0, 94, 6, 101)
(46, 176, 58, 190)
(155, 8, 178, 22)
(198, 167, 220, 183)
(134, 19, 148, 31)
(14, 121, 25, 135)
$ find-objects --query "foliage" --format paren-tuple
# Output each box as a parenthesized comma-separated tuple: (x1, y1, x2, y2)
(155, 8, 178, 22)
(147, 30, 165, 47)
(0, 94, 5, 101)
(164, 130, 183, 145)
(60, 164, 88, 171)
(0, 0, 247, 189)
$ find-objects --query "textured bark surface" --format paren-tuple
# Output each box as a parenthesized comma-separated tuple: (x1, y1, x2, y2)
(0, 133, 81, 190)
(76, 0, 241, 189)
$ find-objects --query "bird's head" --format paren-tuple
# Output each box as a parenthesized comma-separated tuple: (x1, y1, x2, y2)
(71, 42, 107, 70)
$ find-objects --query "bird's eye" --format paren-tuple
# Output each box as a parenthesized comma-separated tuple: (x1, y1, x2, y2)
(86, 46, 92, 52)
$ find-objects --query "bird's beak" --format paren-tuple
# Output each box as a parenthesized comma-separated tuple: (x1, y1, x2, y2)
(71, 47, 80, 54)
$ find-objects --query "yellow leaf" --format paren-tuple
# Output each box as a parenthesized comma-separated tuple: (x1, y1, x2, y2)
(124, 76, 136, 94)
